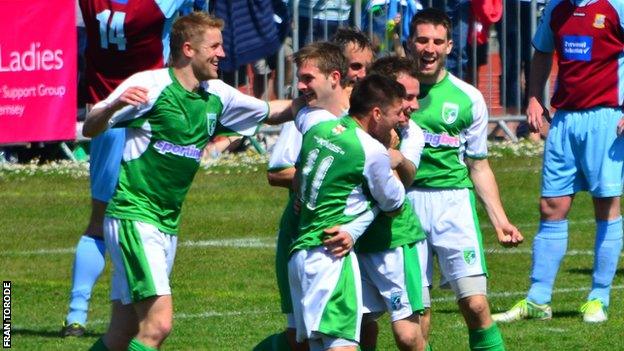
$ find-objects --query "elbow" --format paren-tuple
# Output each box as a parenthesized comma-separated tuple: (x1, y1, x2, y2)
(267, 172, 279, 186)
(82, 123, 97, 138)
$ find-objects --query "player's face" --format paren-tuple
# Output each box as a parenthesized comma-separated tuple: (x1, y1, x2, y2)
(193, 27, 225, 80)
(344, 43, 373, 83)
(408, 23, 452, 84)
(396, 73, 420, 127)
(297, 59, 339, 107)
(371, 99, 405, 141)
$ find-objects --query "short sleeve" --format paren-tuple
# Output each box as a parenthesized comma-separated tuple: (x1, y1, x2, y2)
(206, 79, 269, 137)
(464, 95, 488, 159)
(294, 106, 338, 134)
(268, 121, 302, 171)
(398, 119, 425, 168)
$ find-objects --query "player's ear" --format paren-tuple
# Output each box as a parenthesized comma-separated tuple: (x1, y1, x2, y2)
(182, 41, 195, 58)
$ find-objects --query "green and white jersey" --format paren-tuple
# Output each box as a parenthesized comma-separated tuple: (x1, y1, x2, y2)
(410, 72, 488, 189)
(355, 120, 426, 253)
(292, 109, 405, 252)
(94, 68, 268, 234)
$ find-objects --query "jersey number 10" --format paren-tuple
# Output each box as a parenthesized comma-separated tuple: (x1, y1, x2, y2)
(96, 10, 127, 50)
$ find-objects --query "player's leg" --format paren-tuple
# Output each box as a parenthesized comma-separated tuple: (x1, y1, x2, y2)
(495, 113, 576, 322)
(105, 217, 176, 348)
(90, 300, 138, 351)
(64, 128, 125, 335)
(452, 277, 504, 351)
(582, 108, 624, 322)
(289, 247, 362, 348)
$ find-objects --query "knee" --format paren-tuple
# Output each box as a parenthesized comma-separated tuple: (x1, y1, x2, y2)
(141, 317, 173, 344)
(461, 297, 490, 319)
(539, 197, 570, 220)
(394, 331, 421, 350)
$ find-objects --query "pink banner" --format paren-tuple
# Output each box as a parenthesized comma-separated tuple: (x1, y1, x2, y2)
(0, 0, 76, 143)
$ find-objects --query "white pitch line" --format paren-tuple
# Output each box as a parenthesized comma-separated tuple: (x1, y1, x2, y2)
(2, 230, 615, 256)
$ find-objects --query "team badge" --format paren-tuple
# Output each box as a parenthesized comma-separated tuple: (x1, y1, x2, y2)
(463, 248, 477, 265)
(332, 124, 346, 135)
(206, 113, 217, 136)
(441, 102, 459, 124)
(390, 291, 402, 311)
(593, 14, 606, 29)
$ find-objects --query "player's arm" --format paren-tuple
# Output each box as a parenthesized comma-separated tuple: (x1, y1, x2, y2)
(467, 158, 523, 247)
(526, 50, 554, 132)
(388, 149, 415, 188)
(267, 167, 296, 188)
(83, 86, 149, 137)
(265, 96, 307, 125)
(322, 207, 381, 258)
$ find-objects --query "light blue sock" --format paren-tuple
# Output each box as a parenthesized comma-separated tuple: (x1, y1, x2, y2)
(66, 235, 106, 326)
(527, 220, 568, 305)
(588, 217, 623, 307)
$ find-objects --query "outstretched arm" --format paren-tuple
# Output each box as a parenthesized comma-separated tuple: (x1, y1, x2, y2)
(467, 158, 523, 247)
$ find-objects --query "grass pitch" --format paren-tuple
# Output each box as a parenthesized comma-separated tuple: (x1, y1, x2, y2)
(1, 153, 623, 350)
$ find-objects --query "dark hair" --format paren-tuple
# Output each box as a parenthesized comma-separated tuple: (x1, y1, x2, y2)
(368, 56, 418, 81)
(349, 74, 406, 117)
(331, 27, 374, 53)
(170, 12, 224, 63)
(408, 8, 452, 40)
(294, 42, 348, 84)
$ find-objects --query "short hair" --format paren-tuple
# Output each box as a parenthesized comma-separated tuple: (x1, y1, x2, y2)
(349, 74, 406, 117)
(331, 27, 374, 53)
(294, 42, 348, 83)
(170, 12, 224, 63)
(408, 8, 452, 40)
(368, 56, 418, 81)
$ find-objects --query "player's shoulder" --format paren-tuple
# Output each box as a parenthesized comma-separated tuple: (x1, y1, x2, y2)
(354, 128, 387, 156)
(446, 73, 485, 104)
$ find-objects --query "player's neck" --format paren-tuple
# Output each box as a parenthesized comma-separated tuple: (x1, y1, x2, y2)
(323, 88, 350, 117)
(173, 66, 201, 92)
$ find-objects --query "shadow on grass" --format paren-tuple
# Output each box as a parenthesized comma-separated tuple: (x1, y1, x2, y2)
(12, 327, 101, 338)
(567, 268, 624, 276)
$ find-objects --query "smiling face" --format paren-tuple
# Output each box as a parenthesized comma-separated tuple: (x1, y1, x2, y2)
(344, 42, 374, 83)
(370, 98, 405, 141)
(409, 23, 452, 84)
(296, 59, 339, 107)
(190, 27, 225, 81)
(396, 73, 420, 126)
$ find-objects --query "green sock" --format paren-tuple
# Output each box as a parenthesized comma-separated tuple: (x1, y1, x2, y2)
(425, 342, 433, 351)
(360, 347, 376, 351)
(128, 338, 158, 351)
(89, 337, 109, 351)
(468, 323, 505, 351)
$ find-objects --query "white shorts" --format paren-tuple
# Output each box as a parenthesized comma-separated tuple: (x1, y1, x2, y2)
(359, 244, 424, 321)
(104, 217, 177, 305)
(407, 188, 487, 288)
(288, 247, 362, 343)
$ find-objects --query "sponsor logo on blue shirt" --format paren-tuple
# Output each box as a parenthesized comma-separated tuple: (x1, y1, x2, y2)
(562, 35, 592, 61)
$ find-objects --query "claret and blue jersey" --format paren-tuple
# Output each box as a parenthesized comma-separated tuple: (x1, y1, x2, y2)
(533, 0, 624, 110)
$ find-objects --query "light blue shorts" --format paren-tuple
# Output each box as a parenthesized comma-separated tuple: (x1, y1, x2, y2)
(90, 128, 125, 202)
(542, 107, 624, 198)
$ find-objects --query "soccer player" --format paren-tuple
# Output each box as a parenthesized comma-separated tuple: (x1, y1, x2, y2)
(62, 0, 193, 337)
(331, 28, 375, 84)
(493, 0, 624, 324)
(406, 8, 523, 350)
(288, 74, 408, 351)
(84, 12, 291, 351)
(263, 41, 351, 351)
(352, 56, 427, 351)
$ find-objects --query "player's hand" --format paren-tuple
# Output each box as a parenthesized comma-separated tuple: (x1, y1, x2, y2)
(495, 223, 523, 247)
(113, 86, 149, 110)
(526, 97, 549, 133)
(617, 117, 624, 137)
(387, 148, 405, 169)
(322, 225, 354, 258)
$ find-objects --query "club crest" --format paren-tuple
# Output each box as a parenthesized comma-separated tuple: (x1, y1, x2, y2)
(441, 102, 459, 124)
(206, 113, 217, 136)
(463, 248, 477, 265)
(593, 14, 606, 29)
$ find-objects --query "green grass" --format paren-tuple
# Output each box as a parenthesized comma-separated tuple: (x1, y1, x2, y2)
(1, 154, 623, 350)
